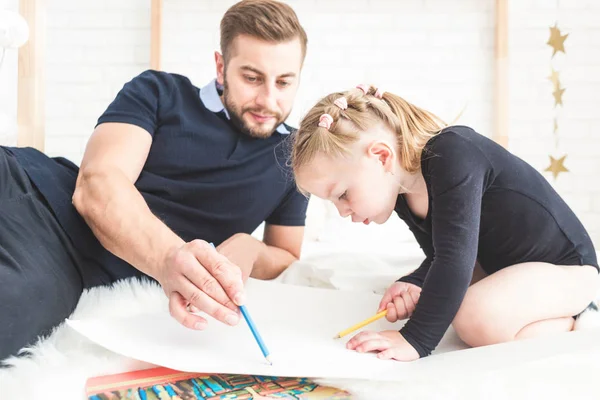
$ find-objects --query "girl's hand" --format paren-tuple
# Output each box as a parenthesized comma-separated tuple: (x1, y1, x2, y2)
(346, 330, 420, 361)
(378, 281, 422, 322)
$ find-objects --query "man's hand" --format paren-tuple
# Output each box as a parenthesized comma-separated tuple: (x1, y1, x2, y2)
(157, 239, 245, 331)
(217, 233, 266, 282)
(378, 281, 422, 322)
(346, 330, 420, 361)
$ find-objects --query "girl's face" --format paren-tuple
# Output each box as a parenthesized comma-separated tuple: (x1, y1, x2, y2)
(296, 127, 403, 225)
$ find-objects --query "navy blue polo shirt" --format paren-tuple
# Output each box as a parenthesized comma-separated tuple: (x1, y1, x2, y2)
(8, 70, 308, 286)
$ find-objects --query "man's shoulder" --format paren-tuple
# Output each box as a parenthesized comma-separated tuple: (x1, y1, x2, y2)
(128, 69, 198, 93)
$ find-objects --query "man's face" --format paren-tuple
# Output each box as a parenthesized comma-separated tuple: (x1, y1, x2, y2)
(216, 34, 303, 139)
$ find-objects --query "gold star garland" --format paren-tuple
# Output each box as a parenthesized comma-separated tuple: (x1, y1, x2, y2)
(547, 23, 569, 58)
(545, 155, 569, 180)
(544, 22, 569, 180)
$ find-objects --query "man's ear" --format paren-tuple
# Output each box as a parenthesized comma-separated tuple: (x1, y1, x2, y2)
(367, 141, 395, 172)
(215, 51, 225, 86)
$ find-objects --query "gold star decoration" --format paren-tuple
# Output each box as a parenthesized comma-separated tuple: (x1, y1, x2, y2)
(545, 155, 569, 180)
(553, 117, 558, 134)
(548, 68, 561, 90)
(553, 86, 565, 107)
(547, 23, 568, 57)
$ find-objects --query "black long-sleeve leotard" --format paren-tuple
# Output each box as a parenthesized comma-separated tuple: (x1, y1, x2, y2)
(395, 126, 598, 357)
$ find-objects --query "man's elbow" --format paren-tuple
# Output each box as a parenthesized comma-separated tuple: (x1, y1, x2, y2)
(251, 246, 299, 280)
(72, 167, 102, 220)
(72, 175, 87, 218)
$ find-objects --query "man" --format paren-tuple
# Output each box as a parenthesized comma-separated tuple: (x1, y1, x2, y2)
(0, 0, 308, 361)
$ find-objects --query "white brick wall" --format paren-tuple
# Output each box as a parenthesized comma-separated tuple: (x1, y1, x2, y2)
(0, 0, 19, 146)
(508, 0, 600, 248)
(1, 0, 598, 248)
(161, 0, 494, 138)
(42, 0, 150, 163)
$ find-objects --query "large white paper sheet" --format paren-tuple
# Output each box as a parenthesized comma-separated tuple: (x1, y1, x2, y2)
(67, 279, 600, 382)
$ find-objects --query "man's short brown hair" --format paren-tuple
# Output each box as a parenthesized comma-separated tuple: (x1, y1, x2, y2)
(220, 0, 308, 63)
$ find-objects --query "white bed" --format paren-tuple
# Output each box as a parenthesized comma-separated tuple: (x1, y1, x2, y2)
(1, 203, 599, 399)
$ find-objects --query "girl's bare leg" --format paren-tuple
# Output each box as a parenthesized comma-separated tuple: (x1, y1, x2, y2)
(452, 262, 598, 347)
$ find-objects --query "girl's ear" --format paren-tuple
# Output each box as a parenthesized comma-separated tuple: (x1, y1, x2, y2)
(367, 140, 395, 172)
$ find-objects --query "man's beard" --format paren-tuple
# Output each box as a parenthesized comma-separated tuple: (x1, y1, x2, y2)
(222, 78, 288, 139)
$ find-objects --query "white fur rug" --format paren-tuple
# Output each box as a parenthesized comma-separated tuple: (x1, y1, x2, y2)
(0, 279, 161, 399)
(1, 252, 600, 400)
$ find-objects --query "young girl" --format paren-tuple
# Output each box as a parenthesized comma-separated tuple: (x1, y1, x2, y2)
(290, 84, 599, 361)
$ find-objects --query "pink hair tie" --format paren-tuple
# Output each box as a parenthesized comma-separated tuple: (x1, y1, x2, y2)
(356, 84, 370, 95)
(333, 96, 348, 110)
(374, 87, 385, 99)
(318, 113, 334, 130)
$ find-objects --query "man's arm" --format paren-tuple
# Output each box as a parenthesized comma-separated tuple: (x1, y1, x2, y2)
(251, 182, 308, 279)
(216, 224, 304, 281)
(254, 224, 304, 279)
(73, 122, 244, 330)
(72, 122, 183, 278)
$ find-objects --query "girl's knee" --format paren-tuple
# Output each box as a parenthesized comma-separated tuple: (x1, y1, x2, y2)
(453, 313, 509, 347)
(452, 292, 511, 347)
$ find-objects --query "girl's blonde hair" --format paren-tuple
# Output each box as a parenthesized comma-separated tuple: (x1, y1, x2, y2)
(291, 85, 447, 178)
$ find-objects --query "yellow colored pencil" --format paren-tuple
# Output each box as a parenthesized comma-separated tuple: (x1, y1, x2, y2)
(334, 310, 388, 339)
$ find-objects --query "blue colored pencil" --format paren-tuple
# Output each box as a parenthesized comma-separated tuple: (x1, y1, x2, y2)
(239, 304, 271, 364)
(209, 243, 272, 365)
